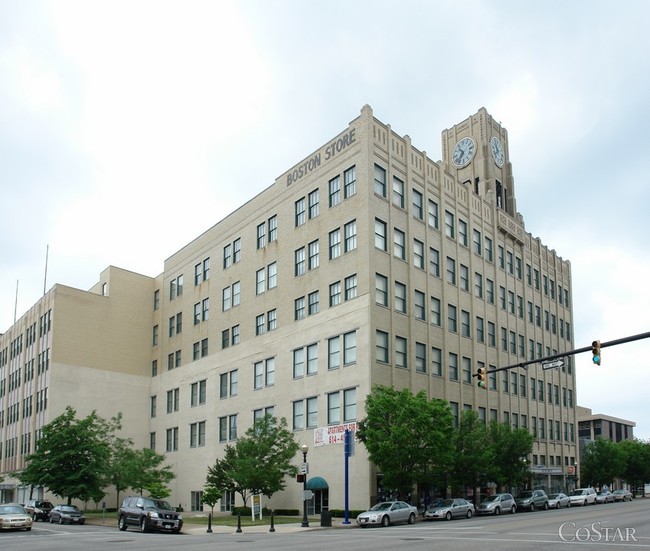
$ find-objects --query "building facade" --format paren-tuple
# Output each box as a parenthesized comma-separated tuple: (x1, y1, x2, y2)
(0, 106, 578, 510)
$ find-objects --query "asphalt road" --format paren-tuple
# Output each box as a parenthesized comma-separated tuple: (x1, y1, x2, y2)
(2, 498, 649, 551)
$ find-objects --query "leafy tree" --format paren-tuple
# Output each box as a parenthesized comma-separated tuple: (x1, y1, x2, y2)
(18, 406, 110, 504)
(488, 421, 534, 490)
(206, 415, 299, 507)
(128, 448, 175, 498)
(357, 386, 454, 498)
(582, 438, 625, 487)
(618, 439, 650, 495)
(201, 484, 222, 515)
(451, 410, 493, 498)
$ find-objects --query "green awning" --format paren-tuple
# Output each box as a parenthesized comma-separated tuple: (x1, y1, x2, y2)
(306, 476, 329, 490)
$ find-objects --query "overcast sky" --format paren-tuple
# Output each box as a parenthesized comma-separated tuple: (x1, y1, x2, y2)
(1, 0, 649, 438)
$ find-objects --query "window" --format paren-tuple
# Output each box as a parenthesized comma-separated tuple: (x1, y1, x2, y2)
(294, 344, 318, 378)
(344, 220, 357, 252)
(448, 352, 458, 381)
(294, 297, 305, 320)
(445, 211, 455, 238)
(413, 239, 425, 269)
(486, 279, 494, 304)
(485, 237, 493, 261)
(458, 219, 468, 246)
(308, 291, 319, 315)
(344, 274, 357, 300)
(293, 400, 305, 430)
(295, 197, 306, 226)
(308, 189, 319, 219)
(473, 229, 482, 255)
(189, 421, 206, 448)
(429, 247, 440, 277)
(308, 240, 319, 270)
(328, 392, 341, 424)
(267, 217, 277, 243)
(461, 310, 470, 337)
(414, 290, 426, 321)
(415, 342, 426, 373)
(374, 164, 387, 196)
(474, 273, 483, 298)
(448, 304, 457, 333)
(343, 331, 356, 364)
(392, 176, 405, 207)
(460, 264, 469, 291)
(150, 396, 157, 418)
(395, 336, 408, 368)
(393, 228, 406, 260)
(229, 414, 237, 440)
(256, 268, 266, 294)
(329, 228, 341, 259)
(395, 281, 407, 314)
(253, 357, 275, 389)
(191, 379, 207, 406)
(412, 189, 423, 219)
(329, 281, 341, 306)
(267, 262, 277, 289)
(166, 388, 179, 413)
(375, 219, 387, 251)
(428, 199, 439, 229)
(376, 330, 389, 363)
(328, 336, 340, 370)
(429, 296, 443, 327)
(446, 257, 456, 285)
(376, 274, 388, 306)
(431, 347, 442, 376)
(476, 316, 484, 342)
(343, 388, 356, 422)
(329, 176, 340, 207)
(256, 223, 266, 249)
(295, 247, 306, 276)
(166, 427, 179, 452)
(344, 166, 356, 197)
(255, 314, 265, 335)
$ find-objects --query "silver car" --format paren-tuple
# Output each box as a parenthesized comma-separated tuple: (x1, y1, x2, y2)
(476, 493, 517, 515)
(356, 501, 418, 527)
(424, 498, 474, 520)
(548, 493, 571, 509)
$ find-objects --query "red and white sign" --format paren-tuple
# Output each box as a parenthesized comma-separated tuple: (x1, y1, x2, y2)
(313, 422, 357, 447)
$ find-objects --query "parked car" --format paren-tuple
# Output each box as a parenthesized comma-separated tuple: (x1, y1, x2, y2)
(356, 501, 418, 527)
(0, 503, 33, 531)
(49, 504, 86, 524)
(23, 499, 54, 521)
(569, 487, 597, 506)
(424, 498, 474, 520)
(476, 493, 517, 515)
(547, 493, 571, 509)
(612, 489, 633, 502)
(596, 490, 615, 504)
(118, 496, 183, 533)
(515, 489, 549, 511)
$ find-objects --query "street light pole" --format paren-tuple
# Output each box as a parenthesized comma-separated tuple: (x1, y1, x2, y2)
(300, 443, 309, 527)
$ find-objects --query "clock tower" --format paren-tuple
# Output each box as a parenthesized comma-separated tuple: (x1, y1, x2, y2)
(442, 108, 516, 217)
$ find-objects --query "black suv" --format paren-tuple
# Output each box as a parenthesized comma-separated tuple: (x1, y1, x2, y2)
(24, 500, 54, 521)
(117, 496, 183, 533)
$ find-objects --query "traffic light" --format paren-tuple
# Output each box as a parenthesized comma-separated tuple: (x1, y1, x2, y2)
(592, 340, 601, 365)
(296, 474, 305, 483)
(476, 367, 487, 388)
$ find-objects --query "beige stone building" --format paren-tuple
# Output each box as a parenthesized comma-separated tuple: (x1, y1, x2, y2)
(0, 106, 578, 512)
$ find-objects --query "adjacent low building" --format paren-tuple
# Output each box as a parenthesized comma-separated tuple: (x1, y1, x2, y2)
(0, 105, 578, 511)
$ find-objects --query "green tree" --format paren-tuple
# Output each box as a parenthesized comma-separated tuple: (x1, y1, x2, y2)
(357, 386, 454, 499)
(201, 485, 222, 515)
(488, 421, 534, 490)
(206, 415, 299, 506)
(128, 448, 175, 498)
(618, 439, 650, 495)
(451, 410, 493, 498)
(18, 406, 110, 504)
(582, 438, 625, 487)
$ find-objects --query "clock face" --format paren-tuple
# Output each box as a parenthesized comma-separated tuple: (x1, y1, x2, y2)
(491, 136, 505, 167)
(452, 137, 475, 167)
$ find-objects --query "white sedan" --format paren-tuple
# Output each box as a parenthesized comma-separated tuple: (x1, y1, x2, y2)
(356, 501, 418, 527)
(424, 498, 475, 520)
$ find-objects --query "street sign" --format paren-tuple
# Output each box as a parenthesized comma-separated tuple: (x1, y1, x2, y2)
(303, 490, 314, 501)
(542, 359, 565, 370)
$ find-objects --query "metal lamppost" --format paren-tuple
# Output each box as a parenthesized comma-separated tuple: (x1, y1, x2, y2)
(300, 443, 309, 527)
